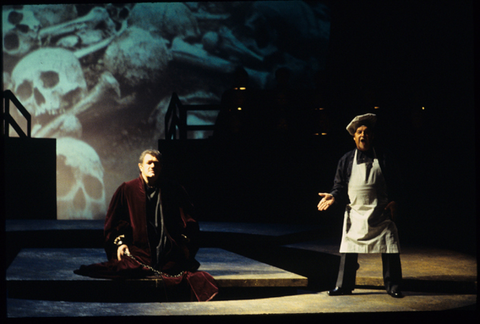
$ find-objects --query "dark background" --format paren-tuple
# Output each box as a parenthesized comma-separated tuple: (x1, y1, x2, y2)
(173, 0, 475, 255)
(321, 0, 475, 254)
(324, 0, 474, 254)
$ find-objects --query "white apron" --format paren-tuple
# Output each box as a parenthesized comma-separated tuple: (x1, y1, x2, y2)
(339, 149, 400, 253)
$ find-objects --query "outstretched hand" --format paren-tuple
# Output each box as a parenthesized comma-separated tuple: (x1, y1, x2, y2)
(317, 193, 335, 211)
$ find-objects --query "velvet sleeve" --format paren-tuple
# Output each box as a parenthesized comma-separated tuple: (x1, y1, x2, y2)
(103, 183, 133, 260)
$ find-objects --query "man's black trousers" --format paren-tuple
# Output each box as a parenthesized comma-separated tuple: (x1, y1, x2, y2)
(335, 253, 402, 291)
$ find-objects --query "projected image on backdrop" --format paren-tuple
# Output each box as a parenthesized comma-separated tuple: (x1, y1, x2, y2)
(3, 2, 331, 219)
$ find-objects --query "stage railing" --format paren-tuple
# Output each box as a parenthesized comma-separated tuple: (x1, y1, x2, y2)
(2, 90, 31, 138)
(164, 92, 220, 140)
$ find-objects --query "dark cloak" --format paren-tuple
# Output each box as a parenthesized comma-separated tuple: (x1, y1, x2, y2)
(74, 176, 218, 302)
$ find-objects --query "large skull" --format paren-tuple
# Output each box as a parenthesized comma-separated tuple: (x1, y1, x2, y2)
(56, 137, 106, 220)
(11, 48, 87, 118)
(2, 6, 41, 57)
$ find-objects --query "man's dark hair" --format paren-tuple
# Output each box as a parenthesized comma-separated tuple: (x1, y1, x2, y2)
(138, 149, 162, 164)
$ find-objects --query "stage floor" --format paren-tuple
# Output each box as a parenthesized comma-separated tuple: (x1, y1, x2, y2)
(6, 247, 308, 301)
(5, 220, 477, 318)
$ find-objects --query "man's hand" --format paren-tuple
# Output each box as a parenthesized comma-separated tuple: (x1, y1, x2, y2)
(385, 201, 398, 220)
(317, 193, 335, 211)
(117, 244, 130, 261)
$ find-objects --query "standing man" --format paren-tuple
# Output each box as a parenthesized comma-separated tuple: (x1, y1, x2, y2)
(317, 113, 403, 298)
(75, 149, 218, 302)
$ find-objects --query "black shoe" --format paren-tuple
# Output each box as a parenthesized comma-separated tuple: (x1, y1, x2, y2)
(328, 287, 353, 296)
(387, 288, 404, 298)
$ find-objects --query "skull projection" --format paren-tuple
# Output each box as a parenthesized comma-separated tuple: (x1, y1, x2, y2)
(56, 137, 106, 220)
(2, 6, 41, 57)
(10, 47, 88, 120)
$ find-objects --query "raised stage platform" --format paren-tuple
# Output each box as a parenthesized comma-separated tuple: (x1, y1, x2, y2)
(5, 220, 477, 318)
(6, 247, 308, 302)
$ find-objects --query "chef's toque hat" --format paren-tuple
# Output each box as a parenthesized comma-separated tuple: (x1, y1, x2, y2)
(346, 113, 377, 136)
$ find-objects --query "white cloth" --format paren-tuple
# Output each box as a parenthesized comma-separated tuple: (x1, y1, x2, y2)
(339, 149, 400, 253)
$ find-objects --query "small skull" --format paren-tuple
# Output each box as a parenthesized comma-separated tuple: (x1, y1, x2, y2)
(105, 3, 135, 31)
(11, 48, 87, 118)
(103, 26, 171, 89)
(27, 4, 78, 28)
(2, 6, 41, 57)
(56, 137, 106, 220)
(128, 3, 200, 42)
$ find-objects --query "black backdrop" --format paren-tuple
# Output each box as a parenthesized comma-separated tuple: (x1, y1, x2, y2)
(322, 0, 475, 254)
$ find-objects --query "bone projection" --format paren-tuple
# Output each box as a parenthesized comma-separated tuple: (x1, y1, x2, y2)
(3, 6, 124, 59)
(34, 71, 121, 138)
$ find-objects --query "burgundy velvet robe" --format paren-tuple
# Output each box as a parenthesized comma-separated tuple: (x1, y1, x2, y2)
(75, 176, 218, 302)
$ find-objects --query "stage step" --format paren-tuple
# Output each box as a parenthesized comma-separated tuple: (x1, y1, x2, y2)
(6, 248, 308, 302)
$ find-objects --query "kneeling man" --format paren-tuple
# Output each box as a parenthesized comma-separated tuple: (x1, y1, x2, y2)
(75, 149, 218, 301)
